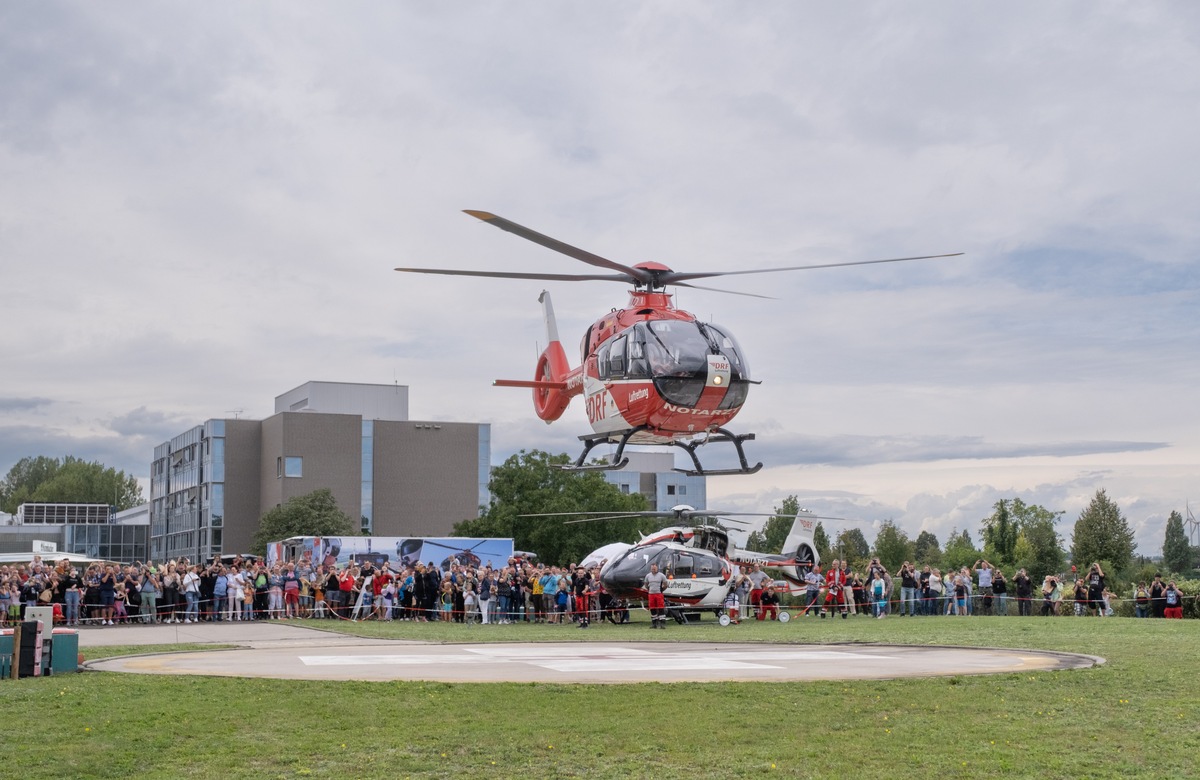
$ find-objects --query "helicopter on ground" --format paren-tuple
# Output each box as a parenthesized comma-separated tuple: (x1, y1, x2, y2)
(396, 211, 960, 476)
(537, 504, 829, 618)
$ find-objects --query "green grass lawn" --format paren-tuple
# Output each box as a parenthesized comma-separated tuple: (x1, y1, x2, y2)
(4, 615, 1197, 779)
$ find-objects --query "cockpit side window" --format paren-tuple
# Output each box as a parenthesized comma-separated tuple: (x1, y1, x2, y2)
(607, 335, 627, 377)
(626, 327, 649, 378)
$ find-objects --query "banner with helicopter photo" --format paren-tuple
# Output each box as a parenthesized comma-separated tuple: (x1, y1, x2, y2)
(267, 536, 514, 571)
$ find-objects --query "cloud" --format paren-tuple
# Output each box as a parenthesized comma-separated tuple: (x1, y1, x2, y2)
(0, 3, 1197, 560)
(105, 407, 194, 440)
(0, 397, 52, 412)
(749, 433, 1169, 468)
(0, 424, 150, 485)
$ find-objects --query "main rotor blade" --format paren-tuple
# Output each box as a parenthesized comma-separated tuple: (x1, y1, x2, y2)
(464, 210, 653, 284)
(660, 253, 964, 285)
(673, 281, 776, 300)
(394, 267, 633, 284)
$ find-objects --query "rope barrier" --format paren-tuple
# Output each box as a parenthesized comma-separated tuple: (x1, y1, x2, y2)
(6, 587, 1193, 628)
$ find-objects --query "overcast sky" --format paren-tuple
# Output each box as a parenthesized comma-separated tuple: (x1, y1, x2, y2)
(3, 3, 1198, 555)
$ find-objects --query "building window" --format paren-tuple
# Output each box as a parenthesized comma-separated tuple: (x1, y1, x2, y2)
(666, 485, 676, 496)
(361, 420, 373, 534)
(620, 484, 630, 494)
(284, 457, 303, 478)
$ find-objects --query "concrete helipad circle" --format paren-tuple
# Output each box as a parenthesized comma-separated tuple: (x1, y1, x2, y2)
(89, 641, 1101, 683)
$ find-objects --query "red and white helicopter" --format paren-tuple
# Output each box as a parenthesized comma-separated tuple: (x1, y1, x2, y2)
(536, 504, 831, 618)
(397, 211, 959, 475)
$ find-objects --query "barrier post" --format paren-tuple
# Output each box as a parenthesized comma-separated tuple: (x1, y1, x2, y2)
(10, 623, 21, 680)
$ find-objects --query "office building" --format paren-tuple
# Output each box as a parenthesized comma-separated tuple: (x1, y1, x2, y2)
(604, 452, 706, 511)
(150, 381, 490, 563)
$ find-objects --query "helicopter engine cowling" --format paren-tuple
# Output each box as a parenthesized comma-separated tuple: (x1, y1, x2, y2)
(533, 341, 572, 421)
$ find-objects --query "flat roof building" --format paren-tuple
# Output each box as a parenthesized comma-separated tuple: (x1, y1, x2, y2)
(604, 452, 706, 511)
(0, 502, 148, 563)
(150, 382, 489, 563)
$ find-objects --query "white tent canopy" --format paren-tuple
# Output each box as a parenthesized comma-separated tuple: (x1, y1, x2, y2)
(0, 551, 106, 565)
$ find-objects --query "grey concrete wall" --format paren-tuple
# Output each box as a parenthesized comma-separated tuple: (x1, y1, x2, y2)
(372, 421, 481, 536)
(275, 412, 362, 524)
(223, 419, 262, 556)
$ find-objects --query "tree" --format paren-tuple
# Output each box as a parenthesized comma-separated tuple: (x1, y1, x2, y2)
(1070, 489, 1136, 574)
(834, 528, 870, 566)
(813, 522, 831, 563)
(872, 519, 913, 571)
(942, 528, 979, 572)
(1162, 510, 1191, 575)
(1, 455, 143, 514)
(913, 530, 941, 565)
(746, 495, 800, 553)
(252, 488, 356, 556)
(981, 499, 1020, 568)
(1015, 513, 1067, 582)
(452, 450, 647, 566)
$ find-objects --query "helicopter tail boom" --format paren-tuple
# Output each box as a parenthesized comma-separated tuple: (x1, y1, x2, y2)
(495, 290, 579, 422)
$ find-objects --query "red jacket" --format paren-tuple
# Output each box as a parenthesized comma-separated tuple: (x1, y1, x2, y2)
(825, 569, 846, 592)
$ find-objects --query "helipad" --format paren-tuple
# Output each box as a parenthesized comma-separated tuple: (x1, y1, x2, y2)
(89, 640, 1100, 683)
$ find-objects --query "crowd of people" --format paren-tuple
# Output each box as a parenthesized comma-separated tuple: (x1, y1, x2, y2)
(1, 553, 1193, 628)
(0, 554, 634, 628)
(791, 557, 1192, 620)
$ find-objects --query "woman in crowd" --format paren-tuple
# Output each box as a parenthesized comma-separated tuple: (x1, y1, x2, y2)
(161, 563, 181, 624)
(182, 564, 201, 623)
(267, 564, 285, 620)
(98, 564, 117, 625)
(1041, 575, 1062, 616)
(226, 564, 244, 621)
(62, 566, 84, 627)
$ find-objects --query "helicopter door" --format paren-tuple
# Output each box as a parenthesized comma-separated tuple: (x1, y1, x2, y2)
(671, 552, 693, 579)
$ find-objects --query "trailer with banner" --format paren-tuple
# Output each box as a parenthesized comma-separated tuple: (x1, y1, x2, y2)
(265, 535, 515, 571)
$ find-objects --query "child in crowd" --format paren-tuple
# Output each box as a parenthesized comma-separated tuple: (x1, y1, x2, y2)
(241, 581, 255, 621)
(722, 588, 740, 624)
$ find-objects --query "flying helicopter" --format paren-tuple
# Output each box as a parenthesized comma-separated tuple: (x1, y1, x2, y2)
(396, 211, 960, 476)
(532, 504, 831, 619)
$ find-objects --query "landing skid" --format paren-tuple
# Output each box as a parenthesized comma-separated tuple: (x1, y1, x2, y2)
(563, 426, 763, 476)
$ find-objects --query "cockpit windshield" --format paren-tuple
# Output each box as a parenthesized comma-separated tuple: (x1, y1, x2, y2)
(603, 544, 670, 585)
(593, 320, 751, 408)
(597, 321, 747, 376)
